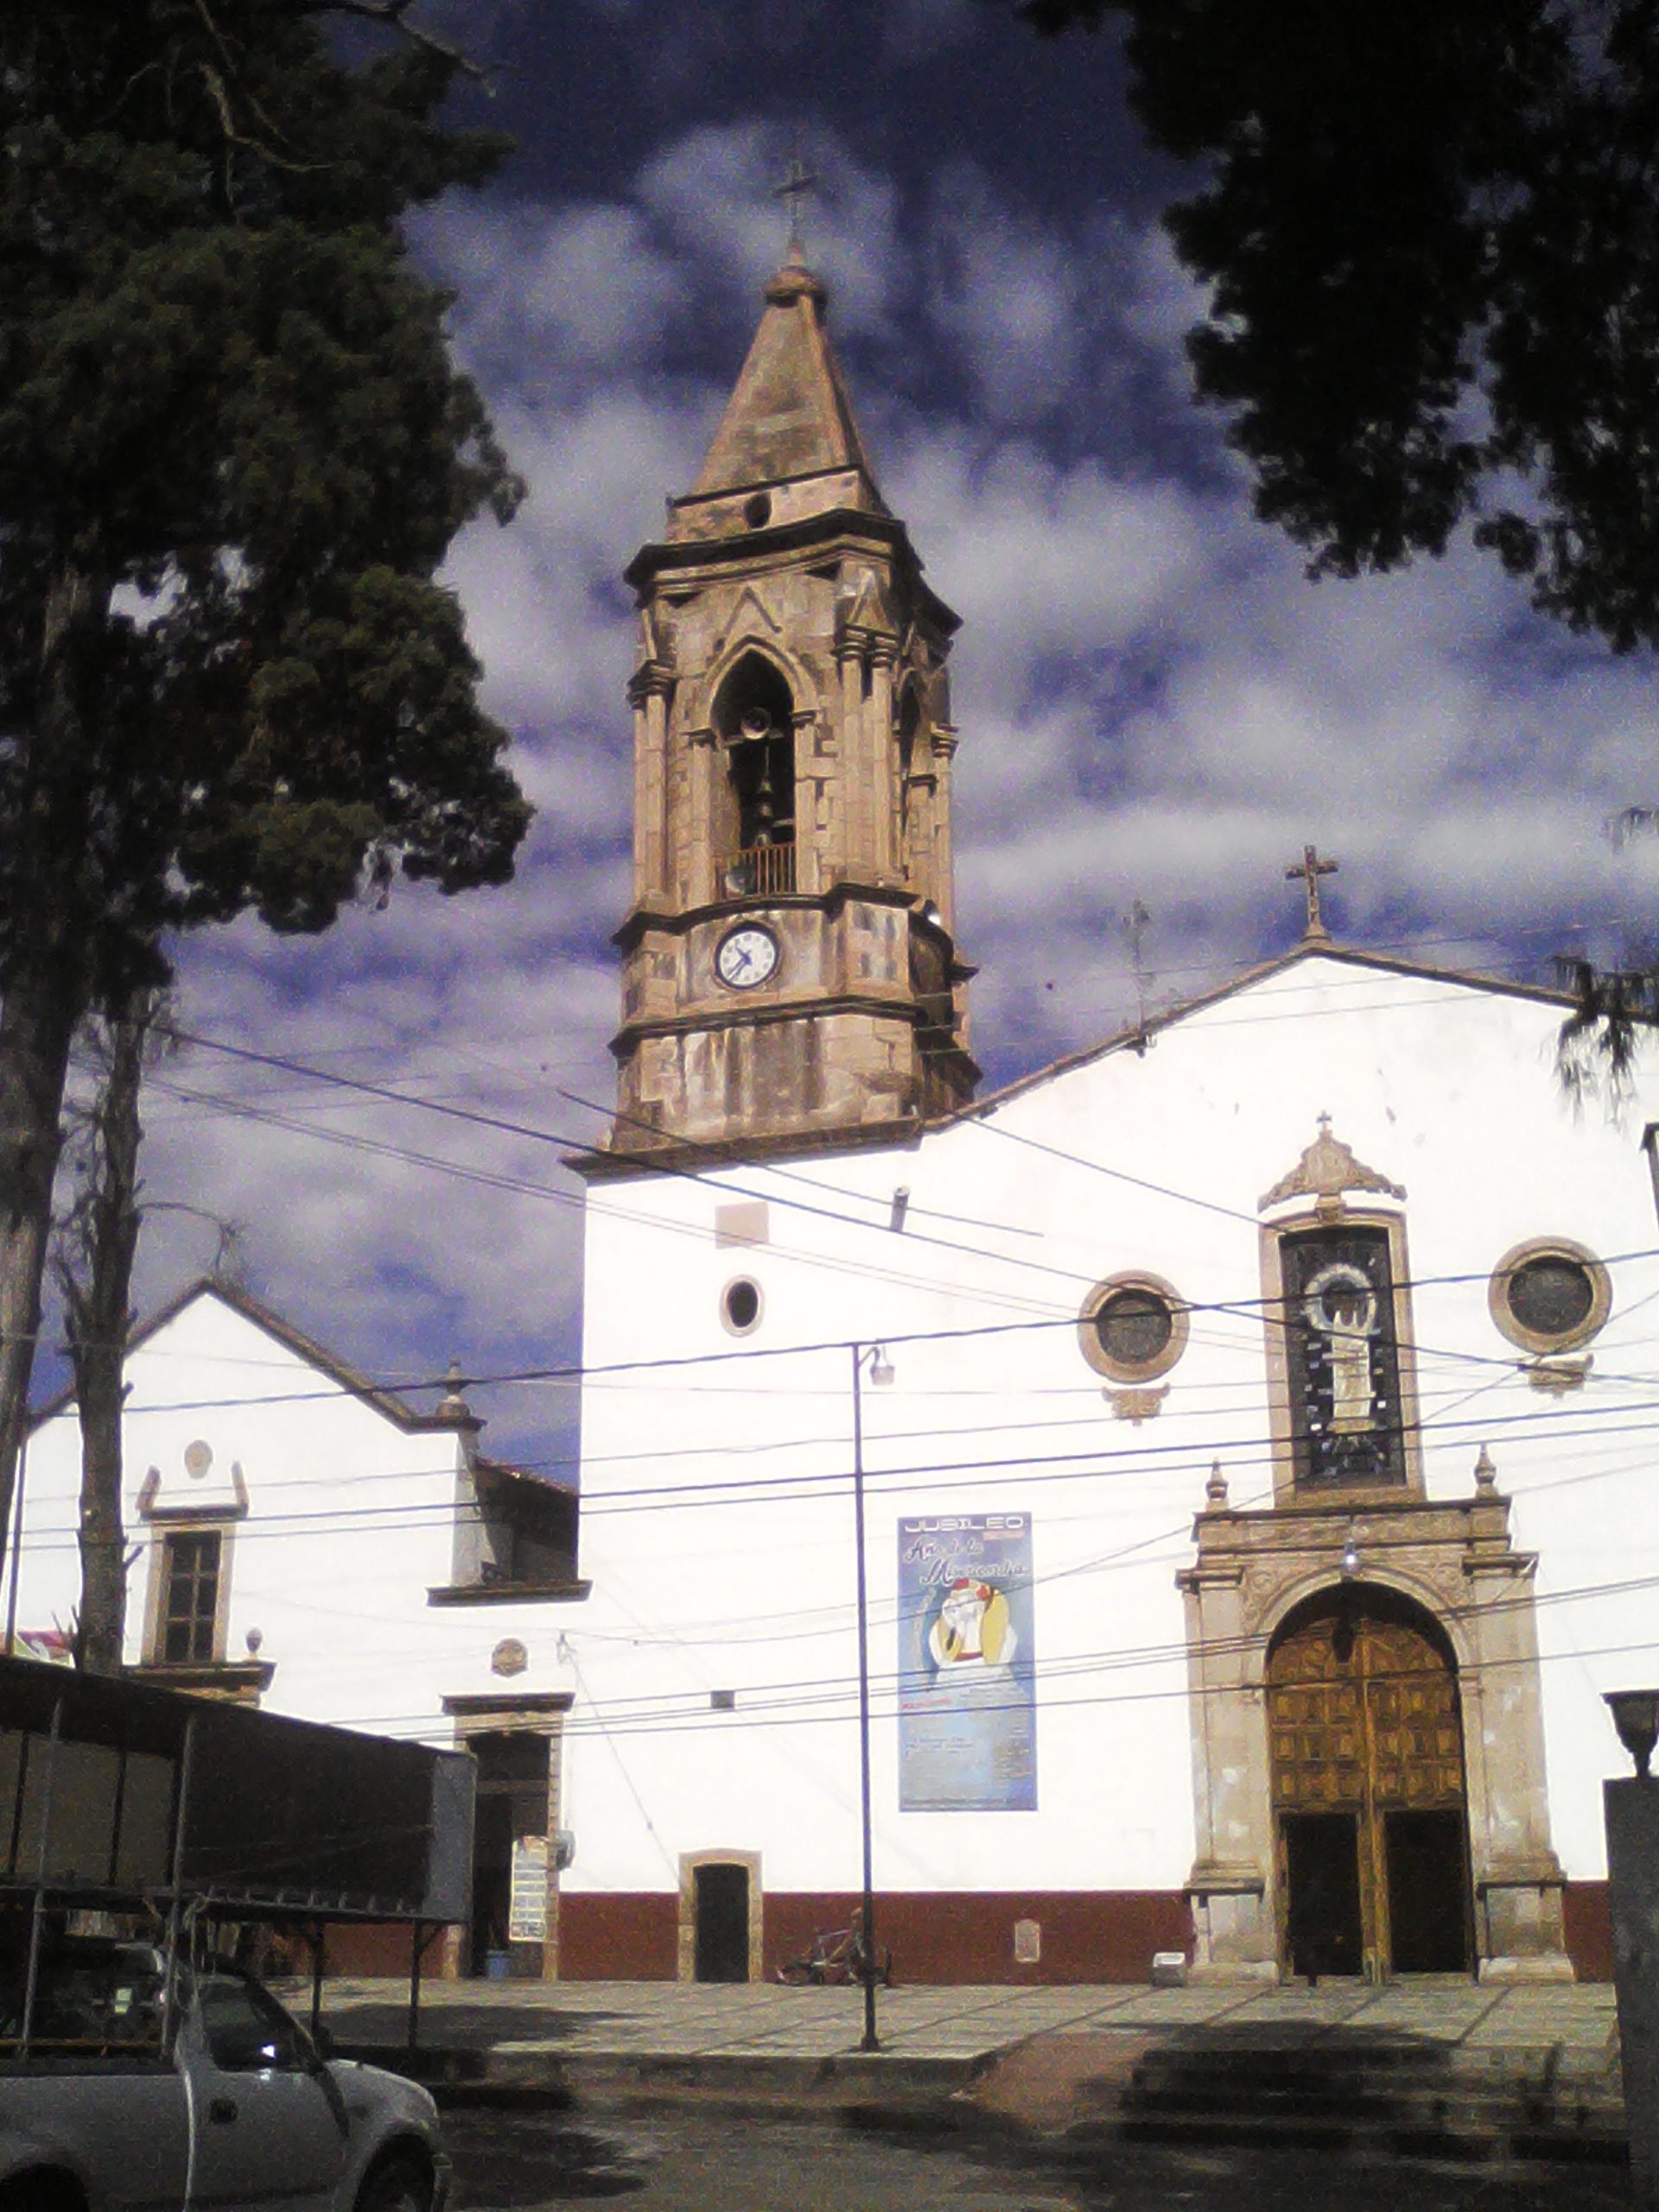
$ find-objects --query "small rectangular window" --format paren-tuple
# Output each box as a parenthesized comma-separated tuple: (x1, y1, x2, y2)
(161, 1529, 221, 1663)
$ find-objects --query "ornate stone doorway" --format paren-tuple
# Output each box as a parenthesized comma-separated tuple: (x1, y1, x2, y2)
(1268, 1586, 1472, 1980)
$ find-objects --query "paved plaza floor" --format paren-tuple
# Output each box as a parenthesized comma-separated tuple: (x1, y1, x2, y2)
(305, 1974, 1621, 2086)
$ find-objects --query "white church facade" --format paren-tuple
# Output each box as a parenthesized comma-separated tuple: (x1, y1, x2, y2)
(11, 247, 1659, 1991)
(556, 250, 1659, 1986)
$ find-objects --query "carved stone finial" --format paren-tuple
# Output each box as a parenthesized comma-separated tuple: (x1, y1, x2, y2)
(1258, 1116, 1407, 1213)
(437, 1357, 471, 1421)
(1474, 1443, 1498, 1495)
(1205, 1459, 1229, 1507)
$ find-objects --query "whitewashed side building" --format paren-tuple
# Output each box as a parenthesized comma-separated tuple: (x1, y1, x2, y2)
(553, 251, 1659, 1987)
(14, 1281, 585, 1973)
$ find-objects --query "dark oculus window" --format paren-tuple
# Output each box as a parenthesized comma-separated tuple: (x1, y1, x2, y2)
(1490, 1238, 1610, 1354)
(1095, 1287, 1173, 1368)
(721, 1277, 762, 1335)
(1280, 1224, 1406, 1489)
(1077, 1274, 1187, 1382)
(1510, 1255, 1593, 1336)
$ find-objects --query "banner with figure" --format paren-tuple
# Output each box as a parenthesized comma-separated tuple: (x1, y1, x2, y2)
(897, 1512, 1036, 1811)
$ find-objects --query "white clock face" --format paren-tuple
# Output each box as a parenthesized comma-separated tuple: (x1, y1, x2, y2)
(715, 925, 779, 989)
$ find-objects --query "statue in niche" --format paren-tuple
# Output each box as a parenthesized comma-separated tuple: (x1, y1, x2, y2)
(1278, 1222, 1406, 1487)
(1303, 1262, 1379, 1435)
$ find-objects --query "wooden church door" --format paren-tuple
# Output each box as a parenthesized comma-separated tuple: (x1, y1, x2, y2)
(1268, 1588, 1472, 1980)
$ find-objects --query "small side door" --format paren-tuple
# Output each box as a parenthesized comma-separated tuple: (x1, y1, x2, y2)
(181, 1973, 349, 2212)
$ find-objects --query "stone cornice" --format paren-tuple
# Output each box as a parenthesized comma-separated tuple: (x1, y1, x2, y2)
(608, 989, 983, 1060)
(625, 505, 959, 639)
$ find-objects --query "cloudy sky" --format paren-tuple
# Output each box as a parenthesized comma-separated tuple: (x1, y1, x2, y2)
(76, 0, 1659, 1466)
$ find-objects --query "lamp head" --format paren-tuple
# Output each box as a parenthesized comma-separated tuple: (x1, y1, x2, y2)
(1605, 1688, 1659, 1778)
(869, 1345, 895, 1388)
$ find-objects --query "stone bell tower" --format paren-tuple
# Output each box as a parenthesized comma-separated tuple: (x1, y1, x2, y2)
(603, 255, 977, 1161)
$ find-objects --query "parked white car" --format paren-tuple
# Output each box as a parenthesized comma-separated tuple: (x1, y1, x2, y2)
(0, 1938, 450, 2212)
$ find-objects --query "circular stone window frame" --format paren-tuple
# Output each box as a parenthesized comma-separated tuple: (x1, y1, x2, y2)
(1489, 1236, 1611, 1356)
(1077, 1270, 1190, 1383)
(721, 1274, 765, 1338)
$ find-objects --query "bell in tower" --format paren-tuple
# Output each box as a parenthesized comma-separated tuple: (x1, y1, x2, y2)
(601, 246, 978, 1161)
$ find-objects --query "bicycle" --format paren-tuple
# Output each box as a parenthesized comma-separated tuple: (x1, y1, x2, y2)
(775, 1924, 894, 1986)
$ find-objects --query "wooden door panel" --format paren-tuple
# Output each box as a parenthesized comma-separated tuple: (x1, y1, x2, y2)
(1267, 1592, 1471, 1975)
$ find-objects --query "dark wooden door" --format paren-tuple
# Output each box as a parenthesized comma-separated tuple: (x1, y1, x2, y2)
(1386, 1809, 1471, 1972)
(693, 1862, 751, 1982)
(1282, 1812, 1363, 1977)
(1268, 1588, 1471, 1978)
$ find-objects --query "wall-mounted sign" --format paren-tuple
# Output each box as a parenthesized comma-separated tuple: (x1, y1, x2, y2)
(898, 1513, 1037, 1811)
(507, 1834, 549, 1943)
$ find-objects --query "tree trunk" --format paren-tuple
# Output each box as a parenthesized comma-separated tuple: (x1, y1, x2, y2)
(0, 952, 79, 1587)
(63, 985, 152, 1675)
(0, 560, 104, 1585)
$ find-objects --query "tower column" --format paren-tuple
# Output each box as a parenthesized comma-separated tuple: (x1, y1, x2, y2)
(904, 761, 938, 907)
(629, 671, 671, 906)
(867, 641, 897, 883)
(683, 728, 719, 909)
(931, 729, 958, 932)
(836, 641, 867, 885)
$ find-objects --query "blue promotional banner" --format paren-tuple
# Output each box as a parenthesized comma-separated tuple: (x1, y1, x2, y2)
(897, 1512, 1036, 1811)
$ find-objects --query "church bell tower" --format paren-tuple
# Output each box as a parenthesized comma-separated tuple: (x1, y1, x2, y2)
(604, 254, 977, 1160)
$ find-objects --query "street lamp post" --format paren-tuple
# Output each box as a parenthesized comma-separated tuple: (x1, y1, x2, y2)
(1605, 1689, 1659, 2209)
(849, 1341, 892, 2054)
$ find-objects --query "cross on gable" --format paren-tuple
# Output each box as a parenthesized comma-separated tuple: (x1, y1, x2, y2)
(1286, 843, 1338, 940)
(773, 143, 817, 258)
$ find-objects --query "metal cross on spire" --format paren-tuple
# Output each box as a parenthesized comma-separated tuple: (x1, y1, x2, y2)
(774, 137, 817, 261)
(1286, 843, 1338, 940)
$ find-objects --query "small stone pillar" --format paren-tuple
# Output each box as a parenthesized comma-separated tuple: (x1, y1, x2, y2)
(1607, 1776, 1659, 2208)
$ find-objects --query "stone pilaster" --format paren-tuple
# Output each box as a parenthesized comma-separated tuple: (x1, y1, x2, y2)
(867, 639, 898, 882)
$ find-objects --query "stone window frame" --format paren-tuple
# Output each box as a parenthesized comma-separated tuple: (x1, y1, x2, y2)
(720, 1274, 765, 1338)
(1076, 1270, 1189, 1384)
(1488, 1236, 1611, 1357)
(1259, 1205, 1426, 1506)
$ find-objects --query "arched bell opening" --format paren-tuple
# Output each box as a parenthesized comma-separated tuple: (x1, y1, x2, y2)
(1267, 1582, 1473, 1981)
(714, 654, 796, 897)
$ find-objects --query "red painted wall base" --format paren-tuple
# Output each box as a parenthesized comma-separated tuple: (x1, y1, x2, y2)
(556, 1889, 1191, 1985)
(554, 1881, 1617, 1985)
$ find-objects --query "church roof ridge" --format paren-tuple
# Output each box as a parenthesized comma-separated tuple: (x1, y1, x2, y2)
(26, 1274, 461, 1437)
(954, 942, 1579, 1124)
(689, 258, 886, 505)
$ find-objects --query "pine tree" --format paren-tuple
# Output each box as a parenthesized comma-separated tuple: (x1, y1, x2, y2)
(0, 3, 532, 1570)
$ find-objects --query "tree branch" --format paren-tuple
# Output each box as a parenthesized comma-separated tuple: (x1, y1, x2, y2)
(316, 0, 495, 83)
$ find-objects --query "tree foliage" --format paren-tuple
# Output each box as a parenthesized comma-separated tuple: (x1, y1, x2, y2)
(0, 0, 531, 1571)
(1021, 0, 1659, 655)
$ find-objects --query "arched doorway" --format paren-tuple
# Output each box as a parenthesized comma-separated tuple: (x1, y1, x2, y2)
(1267, 1585, 1472, 1980)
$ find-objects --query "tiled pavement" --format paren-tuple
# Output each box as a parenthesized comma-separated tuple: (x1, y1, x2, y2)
(302, 1974, 1622, 2088)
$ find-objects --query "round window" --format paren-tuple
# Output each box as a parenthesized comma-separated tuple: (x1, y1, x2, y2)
(744, 492, 772, 528)
(1490, 1238, 1610, 1354)
(1077, 1273, 1187, 1382)
(721, 1277, 763, 1336)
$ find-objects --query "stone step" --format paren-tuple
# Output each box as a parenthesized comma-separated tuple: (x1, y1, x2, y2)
(1098, 2107, 1627, 2167)
(1098, 2033, 1627, 2168)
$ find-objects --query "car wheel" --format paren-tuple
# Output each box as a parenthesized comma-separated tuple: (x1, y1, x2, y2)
(355, 2152, 433, 2212)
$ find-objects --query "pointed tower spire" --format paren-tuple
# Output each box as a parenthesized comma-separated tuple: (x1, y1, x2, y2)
(689, 261, 884, 513)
